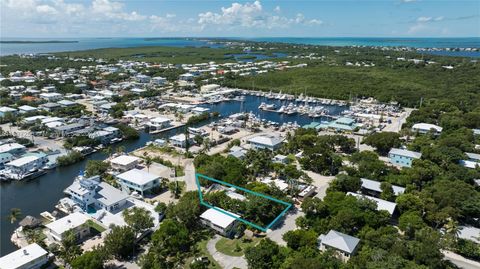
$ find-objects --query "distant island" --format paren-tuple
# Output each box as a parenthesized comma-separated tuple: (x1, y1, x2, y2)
(0, 40, 78, 44)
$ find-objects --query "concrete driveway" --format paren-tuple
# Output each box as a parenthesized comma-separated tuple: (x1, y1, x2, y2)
(206, 235, 248, 269)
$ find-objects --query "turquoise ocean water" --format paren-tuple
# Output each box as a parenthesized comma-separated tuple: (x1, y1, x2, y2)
(1, 37, 479, 57)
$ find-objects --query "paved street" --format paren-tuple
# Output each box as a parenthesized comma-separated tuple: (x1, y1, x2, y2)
(443, 250, 480, 269)
(267, 208, 305, 246)
(207, 235, 247, 269)
(184, 159, 197, 191)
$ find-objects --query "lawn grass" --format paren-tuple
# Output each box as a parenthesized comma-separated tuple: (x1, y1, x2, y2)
(183, 239, 222, 269)
(86, 220, 107, 233)
(215, 237, 260, 257)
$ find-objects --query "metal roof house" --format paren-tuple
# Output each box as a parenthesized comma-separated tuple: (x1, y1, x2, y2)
(0, 243, 49, 269)
(360, 178, 405, 197)
(247, 134, 284, 151)
(115, 168, 161, 197)
(318, 230, 360, 262)
(411, 123, 443, 135)
(388, 148, 422, 167)
(347, 192, 398, 217)
(200, 207, 240, 238)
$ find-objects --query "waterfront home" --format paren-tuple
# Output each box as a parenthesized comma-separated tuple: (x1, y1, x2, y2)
(39, 102, 61, 112)
(18, 105, 38, 114)
(200, 207, 240, 238)
(191, 106, 211, 114)
(347, 192, 397, 217)
(39, 92, 63, 101)
(0, 143, 26, 156)
(460, 152, 480, 169)
(411, 123, 443, 135)
(170, 134, 193, 148)
(318, 230, 360, 262)
(0, 243, 49, 269)
(0, 106, 17, 117)
(64, 176, 129, 213)
(146, 117, 172, 131)
(4, 155, 47, 179)
(360, 178, 405, 197)
(52, 123, 86, 137)
(151, 76, 167, 85)
(116, 168, 161, 196)
(110, 155, 141, 172)
(247, 134, 284, 151)
(388, 148, 422, 167)
(0, 153, 14, 169)
(88, 127, 120, 144)
(45, 212, 91, 242)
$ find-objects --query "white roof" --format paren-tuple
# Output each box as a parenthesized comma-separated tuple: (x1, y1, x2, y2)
(389, 148, 422, 159)
(0, 143, 25, 153)
(412, 123, 443, 132)
(170, 133, 187, 142)
(18, 105, 37, 111)
(361, 178, 405, 196)
(466, 152, 480, 161)
(117, 168, 160, 185)
(6, 156, 39, 167)
(248, 134, 283, 147)
(200, 207, 240, 229)
(110, 155, 140, 166)
(151, 117, 171, 124)
(45, 212, 90, 235)
(0, 243, 47, 269)
(347, 192, 397, 215)
(0, 106, 17, 113)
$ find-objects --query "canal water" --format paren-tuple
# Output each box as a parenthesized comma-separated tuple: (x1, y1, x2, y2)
(0, 95, 347, 255)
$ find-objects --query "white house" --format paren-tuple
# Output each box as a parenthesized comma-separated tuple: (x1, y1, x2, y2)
(146, 117, 171, 131)
(170, 134, 193, 148)
(0, 106, 18, 117)
(200, 84, 220, 93)
(200, 207, 240, 238)
(4, 155, 47, 179)
(248, 134, 284, 151)
(0, 143, 26, 156)
(0, 243, 49, 269)
(318, 230, 360, 262)
(411, 123, 443, 135)
(116, 169, 161, 196)
(135, 74, 151, 83)
(18, 105, 38, 114)
(64, 176, 129, 213)
(45, 212, 91, 242)
(110, 155, 140, 172)
(39, 92, 63, 101)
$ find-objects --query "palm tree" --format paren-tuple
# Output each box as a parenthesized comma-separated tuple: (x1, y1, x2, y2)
(116, 145, 126, 154)
(444, 218, 460, 246)
(145, 156, 153, 172)
(8, 208, 21, 224)
(201, 138, 211, 153)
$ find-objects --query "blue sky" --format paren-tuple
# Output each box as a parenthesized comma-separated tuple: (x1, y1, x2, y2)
(1, 0, 479, 37)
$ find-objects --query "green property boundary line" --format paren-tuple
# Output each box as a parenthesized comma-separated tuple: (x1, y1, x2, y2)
(195, 173, 292, 232)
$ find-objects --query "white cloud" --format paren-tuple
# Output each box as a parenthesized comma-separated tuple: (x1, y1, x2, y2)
(198, 1, 322, 30)
(417, 16, 432, 22)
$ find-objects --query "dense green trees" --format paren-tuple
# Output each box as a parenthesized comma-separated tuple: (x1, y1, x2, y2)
(363, 132, 401, 155)
(103, 225, 136, 260)
(123, 207, 154, 234)
(85, 160, 111, 177)
(245, 238, 285, 269)
(71, 248, 106, 269)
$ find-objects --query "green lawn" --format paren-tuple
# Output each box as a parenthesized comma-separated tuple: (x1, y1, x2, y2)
(215, 237, 260, 257)
(184, 239, 221, 269)
(86, 220, 107, 233)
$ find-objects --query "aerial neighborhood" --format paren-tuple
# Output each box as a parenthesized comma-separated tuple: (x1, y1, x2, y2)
(0, 38, 479, 269)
